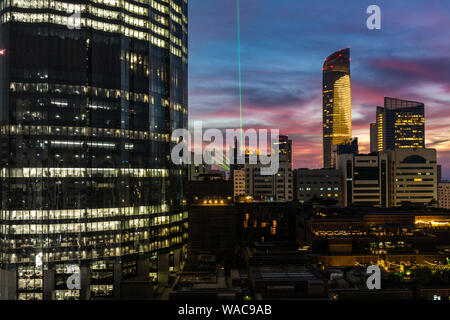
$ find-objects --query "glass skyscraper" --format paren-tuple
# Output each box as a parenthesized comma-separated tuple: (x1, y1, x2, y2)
(375, 97, 425, 151)
(322, 48, 352, 169)
(0, 0, 188, 300)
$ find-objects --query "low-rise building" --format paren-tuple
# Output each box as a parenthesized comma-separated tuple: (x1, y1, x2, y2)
(236, 202, 300, 245)
(233, 169, 246, 198)
(233, 135, 294, 202)
(248, 265, 326, 299)
(188, 178, 236, 257)
(294, 168, 341, 203)
(438, 182, 450, 209)
(245, 162, 293, 201)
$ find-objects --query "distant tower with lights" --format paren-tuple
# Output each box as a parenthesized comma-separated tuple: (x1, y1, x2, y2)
(375, 97, 425, 151)
(322, 48, 352, 168)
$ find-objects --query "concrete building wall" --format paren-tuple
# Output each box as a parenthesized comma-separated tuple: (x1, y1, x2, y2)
(337, 153, 389, 207)
(233, 169, 246, 197)
(294, 168, 342, 203)
(157, 253, 170, 287)
(438, 182, 450, 209)
(387, 148, 437, 207)
(245, 162, 293, 202)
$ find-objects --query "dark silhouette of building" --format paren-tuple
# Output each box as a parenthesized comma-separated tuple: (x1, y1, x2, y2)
(297, 208, 450, 268)
(370, 123, 378, 153)
(236, 202, 300, 245)
(188, 178, 236, 258)
(331, 137, 358, 168)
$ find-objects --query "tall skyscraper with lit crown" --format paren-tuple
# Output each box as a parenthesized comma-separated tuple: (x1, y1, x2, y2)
(322, 48, 352, 168)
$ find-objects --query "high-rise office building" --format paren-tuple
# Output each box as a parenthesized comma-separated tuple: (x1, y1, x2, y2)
(0, 0, 188, 300)
(375, 97, 425, 151)
(322, 48, 352, 168)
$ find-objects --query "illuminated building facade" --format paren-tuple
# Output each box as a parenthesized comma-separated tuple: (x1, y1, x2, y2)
(337, 149, 437, 208)
(375, 97, 425, 151)
(376, 107, 384, 152)
(322, 48, 352, 169)
(0, 0, 188, 300)
(387, 149, 437, 207)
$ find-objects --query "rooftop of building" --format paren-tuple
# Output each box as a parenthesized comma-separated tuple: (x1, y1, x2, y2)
(309, 206, 450, 217)
(384, 96, 425, 110)
(250, 265, 320, 284)
(171, 267, 239, 296)
(295, 168, 340, 173)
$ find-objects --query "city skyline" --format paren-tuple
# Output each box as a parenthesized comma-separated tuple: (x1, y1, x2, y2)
(188, 0, 450, 178)
(0, 0, 449, 304)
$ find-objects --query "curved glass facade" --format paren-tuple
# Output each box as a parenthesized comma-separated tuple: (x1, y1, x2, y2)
(322, 48, 352, 168)
(0, 0, 188, 299)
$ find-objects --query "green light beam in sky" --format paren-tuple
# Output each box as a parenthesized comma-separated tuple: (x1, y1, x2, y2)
(237, 0, 243, 149)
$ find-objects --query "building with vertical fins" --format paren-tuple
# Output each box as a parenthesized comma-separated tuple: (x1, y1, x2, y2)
(322, 48, 352, 168)
(0, 0, 188, 300)
(337, 152, 389, 208)
(375, 97, 425, 151)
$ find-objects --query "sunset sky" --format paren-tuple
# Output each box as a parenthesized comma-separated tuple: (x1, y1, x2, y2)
(187, 0, 450, 179)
